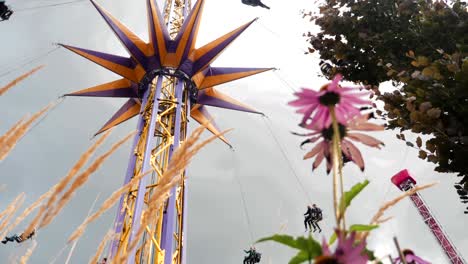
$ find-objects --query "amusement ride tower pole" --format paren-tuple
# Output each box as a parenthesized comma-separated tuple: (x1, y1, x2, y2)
(109, 1, 191, 263)
(391, 169, 466, 264)
(60, 0, 271, 262)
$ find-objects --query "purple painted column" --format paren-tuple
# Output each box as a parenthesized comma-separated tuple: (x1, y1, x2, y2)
(161, 79, 184, 263)
(183, 0, 189, 19)
(126, 76, 164, 264)
(108, 91, 152, 259)
(181, 94, 190, 264)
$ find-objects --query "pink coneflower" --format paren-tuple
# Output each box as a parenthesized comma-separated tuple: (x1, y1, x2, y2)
(394, 249, 431, 264)
(294, 114, 384, 173)
(288, 74, 371, 130)
(315, 231, 368, 264)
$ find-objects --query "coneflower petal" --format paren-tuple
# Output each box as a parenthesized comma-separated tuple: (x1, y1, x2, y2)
(347, 132, 384, 148)
(304, 141, 325, 159)
(342, 140, 365, 171)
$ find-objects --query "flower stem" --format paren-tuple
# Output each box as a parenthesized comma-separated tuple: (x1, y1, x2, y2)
(330, 107, 346, 231)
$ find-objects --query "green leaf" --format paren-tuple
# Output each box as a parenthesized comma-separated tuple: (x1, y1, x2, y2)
(289, 251, 310, 264)
(339, 180, 370, 215)
(406, 50, 415, 58)
(428, 154, 438, 163)
(416, 137, 422, 148)
(257, 234, 301, 250)
(447, 63, 459, 73)
(417, 56, 430, 66)
(329, 232, 337, 245)
(426, 141, 436, 153)
(419, 150, 427, 159)
(258, 234, 322, 263)
(364, 248, 378, 261)
(329, 225, 378, 245)
(296, 236, 322, 257)
(349, 224, 379, 232)
(400, 133, 406, 141)
(422, 66, 434, 77)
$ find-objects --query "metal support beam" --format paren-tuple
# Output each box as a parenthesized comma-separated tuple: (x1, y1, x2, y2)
(108, 92, 150, 259)
(127, 77, 163, 264)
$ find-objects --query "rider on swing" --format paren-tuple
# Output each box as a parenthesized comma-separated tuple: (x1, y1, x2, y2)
(241, 0, 270, 9)
(2, 229, 36, 244)
(244, 246, 261, 263)
(304, 205, 314, 232)
(304, 204, 322, 232)
(310, 204, 322, 233)
(0, 1, 13, 21)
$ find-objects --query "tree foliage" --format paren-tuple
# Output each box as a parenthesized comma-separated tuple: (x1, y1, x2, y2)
(303, 0, 468, 210)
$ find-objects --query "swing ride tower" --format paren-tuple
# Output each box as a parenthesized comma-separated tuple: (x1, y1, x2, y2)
(391, 169, 466, 264)
(60, 0, 271, 263)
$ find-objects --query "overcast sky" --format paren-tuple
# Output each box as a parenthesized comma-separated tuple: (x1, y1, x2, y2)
(1, 0, 467, 263)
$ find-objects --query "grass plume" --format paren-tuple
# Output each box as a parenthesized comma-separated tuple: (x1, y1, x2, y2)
(40, 131, 136, 228)
(0, 193, 25, 236)
(114, 125, 230, 263)
(24, 131, 112, 235)
(0, 102, 54, 161)
(39, 131, 111, 226)
(360, 182, 437, 241)
(19, 240, 37, 264)
(67, 169, 154, 243)
(0, 66, 44, 96)
(0, 115, 29, 150)
(89, 230, 114, 264)
(3, 188, 54, 238)
(369, 182, 437, 225)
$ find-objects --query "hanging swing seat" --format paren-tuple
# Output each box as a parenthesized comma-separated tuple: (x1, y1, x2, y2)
(0, 1, 13, 21)
(241, 0, 270, 9)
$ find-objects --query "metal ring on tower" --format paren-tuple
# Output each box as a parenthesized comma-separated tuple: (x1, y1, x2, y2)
(138, 67, 199, 104)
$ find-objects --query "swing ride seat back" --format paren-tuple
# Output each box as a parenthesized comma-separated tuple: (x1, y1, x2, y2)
(0, 4, 12, 21)
(391, 169, 417, 191)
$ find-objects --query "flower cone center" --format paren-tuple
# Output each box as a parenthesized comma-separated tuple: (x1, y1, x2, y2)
(319, 91, 340, 106)
(315, 256, 340, 264)
(321, 124, 347, 141)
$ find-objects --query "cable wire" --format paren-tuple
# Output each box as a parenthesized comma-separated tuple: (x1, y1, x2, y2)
(261, 115, 312, 204)
(14, 0, 87, 12)
(17, 97, 66, 143)
(64, 192, 101, 264)
(0, 46, 60, 79)
(231, 151, 255, 245)
(256, 20, 308, 55)
(272, 70, 298, 93)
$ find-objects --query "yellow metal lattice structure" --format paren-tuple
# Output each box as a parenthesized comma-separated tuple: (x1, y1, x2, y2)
(114, 1, 191, 263)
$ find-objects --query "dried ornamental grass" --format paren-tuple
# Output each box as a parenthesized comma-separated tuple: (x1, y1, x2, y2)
(67, 169, 154, 243)
(115, 125, 229, 263)
(0, 66, 44, 96)
(38, 131, 112, 228)
(0, 102, 54, 161)
(24, 131, 112, 235)
(89, 230, 114, 264)
(359, 182, 437, 241)
(40, 131, 136, 228)
(3, 188, 54, 237)
(0, 115, 29, 150)
(0, 193, 25, 236)
(19, 240, 37, 264)
(369, 182, 437, 225)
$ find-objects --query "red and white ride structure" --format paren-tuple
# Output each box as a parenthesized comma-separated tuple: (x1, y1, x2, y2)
(391, 169, 466, 264)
